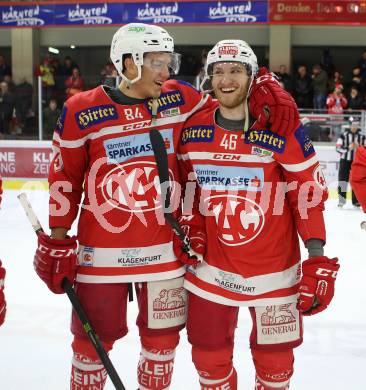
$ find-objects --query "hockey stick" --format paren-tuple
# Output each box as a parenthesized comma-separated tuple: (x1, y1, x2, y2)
(17, 193, 126, 390)
(149, 129, 203, 261)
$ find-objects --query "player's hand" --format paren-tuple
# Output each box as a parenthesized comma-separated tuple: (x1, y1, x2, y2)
(0, 260, 6, 326)
(297, 256, 339, 316)
(34, 232, 78, 294)
(173, 226, 206, 267)
(249, 67, 300, 136)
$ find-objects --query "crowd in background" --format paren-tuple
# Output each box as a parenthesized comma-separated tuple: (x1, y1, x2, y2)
(1, 48, 366, 139)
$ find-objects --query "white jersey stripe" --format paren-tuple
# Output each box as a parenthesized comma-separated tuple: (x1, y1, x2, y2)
(280, 155, 318, 172)
(76, 268, 185, 284)
(189, 260, 299, 297)
(177, 151, 274, 163)
(184, 280, 298, 307)
(78, 242, 175, 268)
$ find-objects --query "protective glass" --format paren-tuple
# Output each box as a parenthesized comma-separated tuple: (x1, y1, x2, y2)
(143, 52, 182, 75)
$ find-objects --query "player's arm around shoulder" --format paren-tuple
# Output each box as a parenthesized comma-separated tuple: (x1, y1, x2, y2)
(164, 79, 216, 117)
(249, 67, 300, 136)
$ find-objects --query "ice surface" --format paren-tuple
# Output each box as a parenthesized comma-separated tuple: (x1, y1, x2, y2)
(0, 189, 365, 389)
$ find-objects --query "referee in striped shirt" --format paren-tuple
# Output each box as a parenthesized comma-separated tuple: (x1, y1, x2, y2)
(336, 117, 366, 207)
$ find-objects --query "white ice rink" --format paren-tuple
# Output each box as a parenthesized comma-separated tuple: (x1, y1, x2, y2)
(1, 188, 365, 390)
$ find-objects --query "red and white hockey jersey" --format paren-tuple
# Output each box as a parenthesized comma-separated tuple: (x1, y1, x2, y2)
(49, 80, 211, 284)
(350, 146, 366, 212)
(178, 107, 328, 307)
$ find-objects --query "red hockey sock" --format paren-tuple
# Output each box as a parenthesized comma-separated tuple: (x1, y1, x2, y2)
(255, 375, 289, 390)
(137, 333, 179, 390)
(71, 356, 107, 390)
(192, 346, 237, 390)
(199, 367, 237, 390)
(252, 348, 293, 390)
(70, 337, 113, 390)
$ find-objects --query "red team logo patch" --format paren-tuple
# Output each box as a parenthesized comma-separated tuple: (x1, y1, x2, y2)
(101, 161, 175, 212)
(203, 194, 265, 246)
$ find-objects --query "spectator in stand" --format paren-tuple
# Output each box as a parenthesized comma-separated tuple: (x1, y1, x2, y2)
(51, 58, 67, 107)
(357, 49, 366, 78)
(36, 57, 55, 105)
(100, 61, 116, 84)
(328, 70, 343, 94)
(347, 67, 365, 95)
(275, 64, 292, 92)
(15, 77, 33, 133)
(0, 55, 11, 82)
(43, 98, 61, 139)
(321, 48, 335, 77)
(327, 83, 347, 140)
(0, 81, 16, 136)
(3, 75, 16, 94)
(311, 64, 328, 109)
(63, 56, 78, 77)
(347, 87, 363, 111)
(327, 84, 347, 115)
(103, 68, 118, 88)
(293, 65, 312, 108)
(65, 67, 84, 100)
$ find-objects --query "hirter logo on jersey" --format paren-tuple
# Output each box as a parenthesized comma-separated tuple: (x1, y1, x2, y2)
(245, 129, 286, 154)
(146, 90, 185, 113)
(75, 104, 118, 130)
(101, 160, 175, 213)
(203, 195, 265, 246)
(218, 45, 239, 56)
(181, 125, 215, 144)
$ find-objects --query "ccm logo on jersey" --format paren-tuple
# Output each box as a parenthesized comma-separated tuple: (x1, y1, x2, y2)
(75, 104, 118, 130)
(181, 125, 215, 144)
(146, 90, 185, 113)
(245, 129, 286, 154)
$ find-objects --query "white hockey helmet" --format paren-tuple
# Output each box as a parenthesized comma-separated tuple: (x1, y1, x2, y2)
(110, 23, 180, 84)
(201, 39, 258, 91)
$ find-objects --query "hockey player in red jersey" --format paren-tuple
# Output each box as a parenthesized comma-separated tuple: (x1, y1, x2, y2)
(175, 40, 340, 390)
(31, 22, 301, 389)
(32, 23, 214, 390)
(350, 146, 366, 212)
(0, 177, 6, 326)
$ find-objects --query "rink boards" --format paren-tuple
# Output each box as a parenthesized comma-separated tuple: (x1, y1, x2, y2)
(0, 140, 347, 198)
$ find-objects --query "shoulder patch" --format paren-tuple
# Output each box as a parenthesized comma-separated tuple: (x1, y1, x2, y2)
(181, 125, 215, 144)
(75, 104, 118, 130)
(146, 90, 185, 114)
(294, 125, 315, 157)
(245, 129, 286, 154)
(55, 105, 68, 135)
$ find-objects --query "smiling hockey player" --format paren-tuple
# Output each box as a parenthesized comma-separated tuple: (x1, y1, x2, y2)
(175, 40, 340, 390)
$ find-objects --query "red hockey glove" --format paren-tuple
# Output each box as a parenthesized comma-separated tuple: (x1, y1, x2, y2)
(34, 232, 78, 294)
(173, 225, 206, 267)
(249, 67, 300, 136)
(297, 256, 339, 316)
(0, 261, 6, 326)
